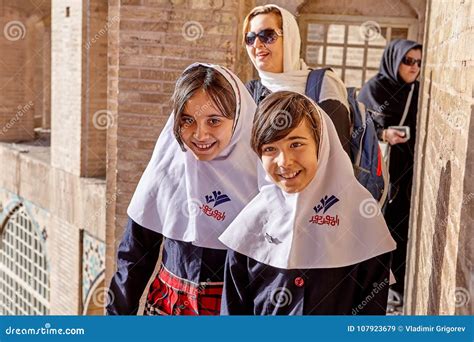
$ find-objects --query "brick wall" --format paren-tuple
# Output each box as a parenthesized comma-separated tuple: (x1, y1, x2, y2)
(51, 0, 108, 177)
(81, 0, 108, 177)
(405, 0, 473, 315)
(49, 214, 81, 314)
(0, 9, 35, 142)
(51, 0, 83, 175)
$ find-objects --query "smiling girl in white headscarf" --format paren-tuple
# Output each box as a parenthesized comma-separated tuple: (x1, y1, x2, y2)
(107, 63, 260, 316)
(219, 91, 396, 315)
(243, 4, 352, 155)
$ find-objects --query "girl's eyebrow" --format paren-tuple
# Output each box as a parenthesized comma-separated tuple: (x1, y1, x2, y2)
(261, 136, 308, 146)
(285, 136, 308, 141)
(181, 113, 224, 118)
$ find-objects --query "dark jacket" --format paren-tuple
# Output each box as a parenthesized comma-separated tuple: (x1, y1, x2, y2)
(357, 39, 422, 294)
(107, 218, 227, 315)
(221, 250, 391, 315)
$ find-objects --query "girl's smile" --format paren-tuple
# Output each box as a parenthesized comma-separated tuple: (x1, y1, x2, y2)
(261, 119, 318, 193)
(180, 89, 234, 161)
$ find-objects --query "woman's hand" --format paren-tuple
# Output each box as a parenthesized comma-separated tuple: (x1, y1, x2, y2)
(383, 128, 409, 145)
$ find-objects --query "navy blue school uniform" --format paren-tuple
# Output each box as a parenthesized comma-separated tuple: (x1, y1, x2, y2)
(107, 218, 226, 315)
(221, 250, 391, 315)
(108, 64, 260, 315)
(218, 94, 396, 315)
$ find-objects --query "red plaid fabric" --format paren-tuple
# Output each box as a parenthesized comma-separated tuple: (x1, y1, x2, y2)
(144, 264, 223, 316)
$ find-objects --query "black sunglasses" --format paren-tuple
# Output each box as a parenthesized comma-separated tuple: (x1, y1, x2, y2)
(402, 56, 421, 67)
(245, 29, 283, 46)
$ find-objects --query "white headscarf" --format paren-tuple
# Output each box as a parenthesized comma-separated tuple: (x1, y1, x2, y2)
(251, 5, 349, 111)
(127, 63, 260, 250)
(219, 95, 396, 268)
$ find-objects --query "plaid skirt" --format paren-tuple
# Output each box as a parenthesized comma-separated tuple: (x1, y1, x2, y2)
(144, 264, 223, 316)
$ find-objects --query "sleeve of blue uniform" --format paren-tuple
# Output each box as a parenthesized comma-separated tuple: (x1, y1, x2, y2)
(220, 250, 253, 315)
(106, 217, 163, 315)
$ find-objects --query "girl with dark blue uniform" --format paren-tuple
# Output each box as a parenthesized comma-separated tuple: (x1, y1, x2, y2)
(220, 91, 396, 315)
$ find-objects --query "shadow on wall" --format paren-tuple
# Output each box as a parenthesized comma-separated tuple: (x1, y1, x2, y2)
(455, 104, 474, 315)
(427, 161, 451, 314)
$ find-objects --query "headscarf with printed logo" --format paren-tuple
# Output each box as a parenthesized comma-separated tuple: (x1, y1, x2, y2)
(219, 94, 396, 268)
(127, 63, 260, 250)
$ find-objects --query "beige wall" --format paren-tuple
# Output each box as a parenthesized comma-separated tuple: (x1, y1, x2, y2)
(51, 0, 83, 175)
(0, 142, 106, 314)
(405, 0, 473, 315)
(51, 0, 107, 177)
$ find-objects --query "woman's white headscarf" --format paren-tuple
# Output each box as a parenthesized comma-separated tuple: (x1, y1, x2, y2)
(219, 95, 396, 268)
(250, 5, 348, 109)
(127, 63, 260, 250)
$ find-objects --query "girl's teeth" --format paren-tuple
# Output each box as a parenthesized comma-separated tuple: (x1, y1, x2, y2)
(197, 143, 212, 149)
(281, 171, 299, 179)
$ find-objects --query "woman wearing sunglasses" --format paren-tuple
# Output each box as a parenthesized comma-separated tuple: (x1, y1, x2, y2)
(243, 4, 351, 155)
(358, 39, 422, 310)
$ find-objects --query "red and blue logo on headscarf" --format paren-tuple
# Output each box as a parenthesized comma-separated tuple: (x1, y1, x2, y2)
(310, 195, 340, 227)
(200, 191, 231, 221)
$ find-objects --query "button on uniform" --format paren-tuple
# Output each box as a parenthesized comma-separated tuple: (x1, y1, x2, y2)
(294, 276, 304, 287)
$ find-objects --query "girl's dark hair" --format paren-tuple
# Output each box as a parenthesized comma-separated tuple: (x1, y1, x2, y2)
(171, 65, 236, 151)
(251, 91, 321, 157)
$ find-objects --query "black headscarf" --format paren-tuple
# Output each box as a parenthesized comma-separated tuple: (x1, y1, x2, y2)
(358, 38, 422, 201)
(358, 39, 422, 134)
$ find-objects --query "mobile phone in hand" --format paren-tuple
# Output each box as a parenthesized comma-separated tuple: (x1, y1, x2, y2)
(388, 126, 410, 140)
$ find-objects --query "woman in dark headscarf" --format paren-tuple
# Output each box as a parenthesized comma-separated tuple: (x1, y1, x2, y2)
(358, 39, 422, 305)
